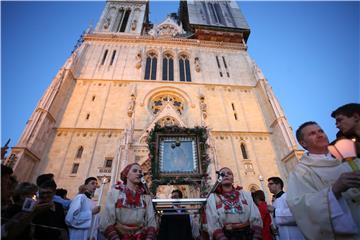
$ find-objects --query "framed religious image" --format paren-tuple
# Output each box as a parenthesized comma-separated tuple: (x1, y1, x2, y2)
(158, 135, 200, 175)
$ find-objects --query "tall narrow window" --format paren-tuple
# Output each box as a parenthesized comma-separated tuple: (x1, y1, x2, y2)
(234, 113, 238, 120)
(231, 103, 235, 111)
(115, 9, 131, 32)
(209, 3, 219, 24)
(222, 56, 230, 77)
(179, 55, 191, 82)
(110, 50, 116, 65)
(101, 50, 108, 65)
(201, 2, 210, 24)
(86, 113, 90, 120)
(214, 3, 226, 25)
(71, 163, 79, 174)
(216, 56, 223, 77)
(222, 56, 228, 68)
(162, 53, 174, 81)
(185, 58, 191, 82)
(241, 143, 248, 159)
(76, 146, 83, 158)
(119, 9, 131, 32)
(225, 3, 236, 27)
(92, 96, 96, 101)
(114, 9, 124, 31)
(144, 53, 157, 80)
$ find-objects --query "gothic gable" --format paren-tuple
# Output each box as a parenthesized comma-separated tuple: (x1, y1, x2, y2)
(148, 14, 186, 38)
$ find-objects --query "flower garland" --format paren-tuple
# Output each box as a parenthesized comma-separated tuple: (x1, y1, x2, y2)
(146, 124, 211, 196)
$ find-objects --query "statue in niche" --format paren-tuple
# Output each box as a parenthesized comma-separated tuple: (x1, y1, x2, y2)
(127, 94, 136, 117)
(103, 17, 111, 30)
(195, 57, 201, 72)
(199, 95, 207, 119)
(135, 51, 142, 69)
(131, 19, 137, 31)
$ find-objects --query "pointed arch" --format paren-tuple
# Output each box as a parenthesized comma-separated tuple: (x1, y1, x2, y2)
(141, 86, 194, 110)
(179, 54, 191, 82)
(162, 52, 174, 81)
(144, 51, 158, 80)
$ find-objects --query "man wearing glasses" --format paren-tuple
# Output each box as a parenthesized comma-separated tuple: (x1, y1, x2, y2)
(267, 177, 304, 240)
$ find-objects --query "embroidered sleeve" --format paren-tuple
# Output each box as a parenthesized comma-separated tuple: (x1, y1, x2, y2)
(99, 188, 120, 239)
(104, 225, 120, 240)
(243, 191, 263, 239)
(206, 193, 224, 239)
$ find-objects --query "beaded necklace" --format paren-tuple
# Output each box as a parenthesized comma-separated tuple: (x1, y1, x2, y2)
(115, 182, 145, 208)
(219, 190, 244, 214)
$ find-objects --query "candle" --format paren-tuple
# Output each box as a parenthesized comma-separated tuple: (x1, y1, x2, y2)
(97, 177, 109, 206)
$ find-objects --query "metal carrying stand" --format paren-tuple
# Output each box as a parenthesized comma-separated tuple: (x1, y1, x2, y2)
(151, 171, 225, 215)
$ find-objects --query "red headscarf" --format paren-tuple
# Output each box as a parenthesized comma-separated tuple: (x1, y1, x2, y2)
(215, 167, 242, 194)
(120, 163, 141, 184)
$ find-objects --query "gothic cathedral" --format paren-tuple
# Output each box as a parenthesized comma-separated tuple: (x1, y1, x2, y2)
(6, 0, 302, 198)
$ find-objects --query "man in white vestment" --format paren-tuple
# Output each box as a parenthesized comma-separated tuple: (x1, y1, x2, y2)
(287, 121, 360, 240)
(267, 176, 304, 240)
(66, 177, 101, 240)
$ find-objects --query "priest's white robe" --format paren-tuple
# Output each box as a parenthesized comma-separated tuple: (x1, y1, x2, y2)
(273, 192, 304, 240)
(65, 193, 99, 240)
(287, 153, 360, 240)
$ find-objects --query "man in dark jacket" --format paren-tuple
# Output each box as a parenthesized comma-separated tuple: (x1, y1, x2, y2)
(32, 180, 68, 240)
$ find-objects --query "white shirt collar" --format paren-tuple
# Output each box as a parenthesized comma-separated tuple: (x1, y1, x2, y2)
(306, 152, 333, 160)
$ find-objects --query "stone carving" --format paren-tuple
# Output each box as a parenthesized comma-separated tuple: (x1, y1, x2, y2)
(131, 19, 137, 31)
(128, 94, 136, 117)
(103, 17, 111, 30)
(135, 51, 142, 69)
(148, 15, 185, 38)
(199, 95, 207, 119)
(158, 25, 177, 36)
(195, 57, 201, 72)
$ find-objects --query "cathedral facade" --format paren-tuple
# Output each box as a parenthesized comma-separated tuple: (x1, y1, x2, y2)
(7, 0, 302, 198)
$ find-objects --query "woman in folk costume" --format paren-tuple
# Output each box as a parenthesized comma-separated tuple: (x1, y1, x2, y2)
(100, 163, 157, 240)
(252, 190, 273, 240)
(205, 167, 263, 240)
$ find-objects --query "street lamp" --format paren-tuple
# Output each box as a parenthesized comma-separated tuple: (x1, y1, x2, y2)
(258, 175, 269, 203)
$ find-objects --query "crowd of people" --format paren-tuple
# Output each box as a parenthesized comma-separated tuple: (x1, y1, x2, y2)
(1, 102, 359, 240)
